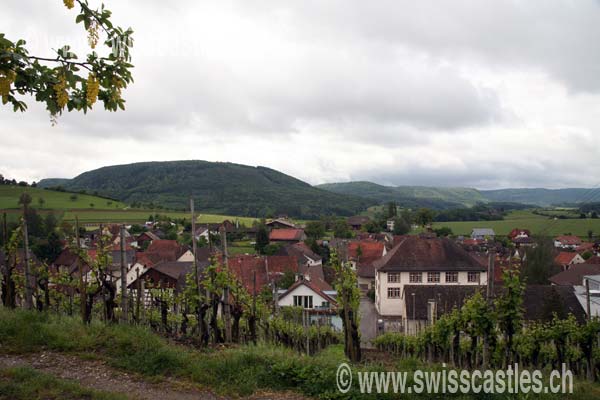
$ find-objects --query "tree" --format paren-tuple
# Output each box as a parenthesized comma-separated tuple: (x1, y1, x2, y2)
(433, 226, 453, 237)
(37, 197, 45, 208)
(254, 223, 269, 254)
(18, 192, 32, 210)
(332, 219, 352, 239)
(416, 208, 434, 227)
(523, 238, 559, 284)
(331, 250, 361, 362)
(387, 201, 397, 219)
(32, 231, 62, 264)
(305, 221, 325, 240)
(392, 217, 410, 235)
(278, 269, 296, 290)
(0, 1, 133, 118)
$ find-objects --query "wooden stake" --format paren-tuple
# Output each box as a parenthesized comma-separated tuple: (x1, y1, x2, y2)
(21, 215, 33, 310)
(76, 217, 85, 322)
(120, 224, 128, 322)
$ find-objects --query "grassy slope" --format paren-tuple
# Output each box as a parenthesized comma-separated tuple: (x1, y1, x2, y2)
(431, 209, 600, 237)
(0, 185, 126, 210)
(0, 367, 125, 400)
(0, 309, 597, 399)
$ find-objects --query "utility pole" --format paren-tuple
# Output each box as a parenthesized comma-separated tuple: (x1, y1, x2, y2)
(586, 278, 592, 321)
(221, 226, 232, 342)
(21, 215, 33, 310)
(487, 251, 495, 303)
(120, 224, 128, 322)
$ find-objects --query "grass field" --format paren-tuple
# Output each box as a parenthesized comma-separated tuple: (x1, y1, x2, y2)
(0, 185, 126, 210)
(1, 309, 598, 399)
(60, 209, 259, 226)
(432, 210, 600, 237)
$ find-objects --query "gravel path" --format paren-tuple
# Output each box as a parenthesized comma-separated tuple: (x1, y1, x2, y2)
(0, 351, 307, 400)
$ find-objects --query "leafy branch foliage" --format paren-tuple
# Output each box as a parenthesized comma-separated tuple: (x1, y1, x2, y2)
(0, 0, 133, 119)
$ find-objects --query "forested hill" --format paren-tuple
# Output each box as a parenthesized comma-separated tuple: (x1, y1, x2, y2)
(316, 181, 486, 209)
(479, 188, 596, 207)
(38, 161, 372, 218)
(317, 181, 596, 208)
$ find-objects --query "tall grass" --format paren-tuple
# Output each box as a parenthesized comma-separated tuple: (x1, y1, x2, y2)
(1, 309, 597, 399)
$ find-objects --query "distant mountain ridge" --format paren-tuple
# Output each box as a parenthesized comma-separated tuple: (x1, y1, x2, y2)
(317, 181, 597, 208)
(38, 163, 598, 218)
(38, 161, 372, 219)
(316, 181, 486, 209)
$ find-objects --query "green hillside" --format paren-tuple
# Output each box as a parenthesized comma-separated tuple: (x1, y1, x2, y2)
(0, 185, 126, 210)
(39, 161, 372, 219)
(317, 181, 486, 209)
(480, 188, 597, 206)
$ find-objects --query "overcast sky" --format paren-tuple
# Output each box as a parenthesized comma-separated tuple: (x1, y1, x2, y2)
(1, 0, 599, 189)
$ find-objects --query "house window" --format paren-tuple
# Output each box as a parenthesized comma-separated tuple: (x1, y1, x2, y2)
(468, 272, 480, 283)
(446, 272, 458, 283)
(388, 273, 401, 283)
(427, 272, 440, 283)
(387, 287, 401, 298)
(409, 272, 422, 283)
(293, 295, 314, 308)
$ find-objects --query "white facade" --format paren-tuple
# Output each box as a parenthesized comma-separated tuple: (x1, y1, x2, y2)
(375, 270, 488, 316)
(278, 283, 332, 309)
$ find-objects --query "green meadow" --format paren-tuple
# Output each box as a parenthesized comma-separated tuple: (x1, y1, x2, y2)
(432, 210, 600, 237)
(0, 185, 126, 210)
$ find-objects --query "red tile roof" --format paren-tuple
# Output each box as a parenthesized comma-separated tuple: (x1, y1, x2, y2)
(269, 229, 304, 241)
(227, 255, 299, 295)
(555, 235, 582, 246)
(348, 241, 385, 278)
(508, 228, 531, 239)
(554, 252, 580, 265)
(144, 240, 188, 263)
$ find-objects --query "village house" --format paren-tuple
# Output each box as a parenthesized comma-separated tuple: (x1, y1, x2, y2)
(373, 235, 488, 334)
(554, 235, 582, 250)
(136, 231, 160, 248)
(554, 251, 586, 271)
(266, 218, 297, 229)
(269, 228, 306, 244)
(275, 242, 322, 268)
(470, 228, 496, 240)
(347, 240, 386, 291)
(347, 215, 371, 230)
(550, 263, 600, 286)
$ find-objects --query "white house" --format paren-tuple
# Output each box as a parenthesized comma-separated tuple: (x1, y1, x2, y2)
(373, 235, 487, 334)
(277, 275, 341, 330)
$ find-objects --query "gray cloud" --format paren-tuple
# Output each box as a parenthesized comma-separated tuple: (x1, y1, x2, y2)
(0, 0, 599, 189)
